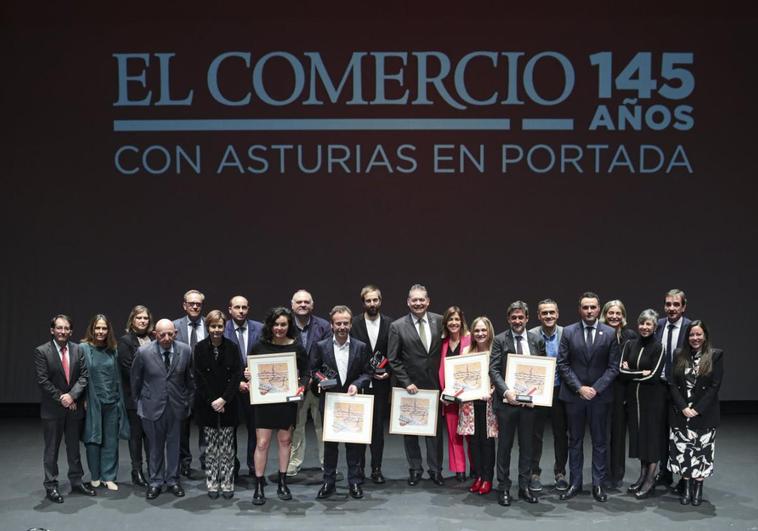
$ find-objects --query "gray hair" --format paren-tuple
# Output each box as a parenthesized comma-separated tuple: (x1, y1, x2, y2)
(637, 309, 659, 329)
(507, 300, 529, 317)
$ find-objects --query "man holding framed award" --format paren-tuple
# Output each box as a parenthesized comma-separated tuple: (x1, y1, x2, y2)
(310, 305, 372, 500)
(489, 301, 546, 506)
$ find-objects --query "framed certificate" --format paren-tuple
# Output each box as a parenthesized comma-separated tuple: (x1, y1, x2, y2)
(322, 392, 374, 444)
(247, 352, 300, 405)
(442, 351, 491, 402)
(504, 354, 556, 407)
(389, 387, 439, 436)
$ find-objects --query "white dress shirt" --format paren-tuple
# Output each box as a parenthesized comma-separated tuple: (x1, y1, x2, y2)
(333, 337, 350, 386)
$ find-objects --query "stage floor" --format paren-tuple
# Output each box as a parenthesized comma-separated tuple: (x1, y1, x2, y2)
(2, 415, 756, 531)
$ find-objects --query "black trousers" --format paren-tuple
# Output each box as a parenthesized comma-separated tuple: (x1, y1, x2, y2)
(42, 413, 84, 489)
(359, 379, 390, 470)
(469, 401, 495, 482)
(609, 380, 628, 484)
(180, 414, 208, 469)
(323, 441, 364, 486)
(531, 385, 568, 477)
(495, 404, 535, 490)
(127, 408, 149, 472)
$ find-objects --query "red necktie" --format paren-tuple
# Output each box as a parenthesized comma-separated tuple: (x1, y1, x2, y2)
(61, 345, 70, 384)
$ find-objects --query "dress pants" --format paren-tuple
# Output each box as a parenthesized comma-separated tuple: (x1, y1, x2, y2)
(323, 441, 363, 486)
(495, 404, 535, 490)
(142, 406, 182, 488)
(531, 385, 568, 477)
(127, 408, 149, 473)
(360, 379, 390, 471)
(609, 380, 627, 485)
(289, 390, 323, 472)
(404, 411, 443, 473)
(85, 402, 120, 482)
(443, 403, 467, 473)
(42, 412, 85, 489)
(565, 399, 611, 488)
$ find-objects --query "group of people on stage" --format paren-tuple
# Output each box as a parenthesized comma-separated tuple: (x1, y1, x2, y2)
(34, 285, 722, 509)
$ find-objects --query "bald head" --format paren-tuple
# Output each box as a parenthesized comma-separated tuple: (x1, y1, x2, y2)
(155, 319, 177, 349)
(291, 289, 314, 319)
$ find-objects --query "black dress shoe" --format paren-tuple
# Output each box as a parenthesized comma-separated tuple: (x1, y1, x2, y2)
(371, 468, 386, 484)
(72, 483, 96, 496)
(455, 472, 466, 482)
(132, 469, 148, 488)
(498, 490, 511, 506)
(634, 483, 655, 499)
(169, 484, 185, 497)
(208, 490, 220, 499)
(408, 470, 422, 486)
(518, 488, 538, 503)
(180, 465, 193, 479)
(349, 484, 363, 499)
(46, 488, 64, 503)
(146, 486, 161, 500)
(429, 471, 444, 486)
(592, 485, 608, 502)
(559, 484, 583, 500)
(317, 482, 336, 499)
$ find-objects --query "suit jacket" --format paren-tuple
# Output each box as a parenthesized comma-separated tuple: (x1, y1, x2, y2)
(489, 329, 546, 410)
(131, 339, 194, 421)
(350, 313, 392, 356)
(295, 315, 332, 356)
(310, 336, 372, 410)
(655, 316, 692, 378)
(117, 332, 145, 410)
(34, 340, 88, 420)
(668, 348, 723, 429)
(223, 319, 264, 361)
(387, 312, 443, 390)
(173, 316, 206, 347)
(439, 334, 472, 392)
(557, 321, 620, 403)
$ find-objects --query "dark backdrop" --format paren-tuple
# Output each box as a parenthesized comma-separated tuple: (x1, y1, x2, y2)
(3, 2, 757, 402)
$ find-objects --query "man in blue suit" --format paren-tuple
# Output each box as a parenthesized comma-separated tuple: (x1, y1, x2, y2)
(131, 319, 194, 499)
(557, 292, 620, 502)
(224, 295, 263, 477)
(310, 305, 372, 499)
(172, 289, 206, 477)
(654, 288, 692, 489)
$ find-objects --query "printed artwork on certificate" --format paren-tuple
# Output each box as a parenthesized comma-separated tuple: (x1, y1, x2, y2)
(248, 352, 299, 405)
(442, 351, 491, 402)
(257, 362, 290, 394)
(322, 393, 374, 444)
(504, 354, 556, 407)
(389, 387, 439, 436)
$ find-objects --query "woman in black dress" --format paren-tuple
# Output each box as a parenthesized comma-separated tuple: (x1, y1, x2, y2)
(116, 305, 154, 487)
(600, 299, 639, 487)
(668, 320, 723, 506)
(193, 310, 242, 499)
(244, 307, 308, 505)
(619, 309, 665, 498)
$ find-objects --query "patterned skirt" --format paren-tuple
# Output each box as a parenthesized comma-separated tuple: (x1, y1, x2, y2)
(668, 427, 716, 479)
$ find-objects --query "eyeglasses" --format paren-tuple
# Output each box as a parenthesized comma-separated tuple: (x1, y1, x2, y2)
(185, 301, 203, 308)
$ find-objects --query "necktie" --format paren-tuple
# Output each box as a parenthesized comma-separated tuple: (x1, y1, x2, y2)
(237, 327, 246, 354)
(585, 326, 594, 348)
(515, 335, 523, 354)
(61, 345, 70, 384)
(665, 323, 676, 378)
(418, 318, 429, 352)
(190, 321, 198, 349)
(163, 351, 171, 372)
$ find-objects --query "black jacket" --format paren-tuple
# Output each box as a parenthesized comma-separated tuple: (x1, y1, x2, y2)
(193, 337, 242, 428)
(668, 348, 723, 429)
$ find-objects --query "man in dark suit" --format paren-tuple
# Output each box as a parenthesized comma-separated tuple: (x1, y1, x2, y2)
(288, 289, 332, 476)
(387, 283, 445, 486)
(311, 305, 372, 499)
(172, 288, 206, 478)
(223, 294, 263, 477)
(131, 319, 195, 499)
(557, 292, 620, 502)
(654, 288, 692, 489)
(351, 284, 392, 484)
(489, 301, 546, 506)
(34, 314, 96, 503)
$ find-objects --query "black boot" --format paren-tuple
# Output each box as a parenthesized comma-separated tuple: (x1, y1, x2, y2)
(132, 469, 148, 488)
(277, 471, 292, 500)
(628, 463, 646, 493)
(634, 463, 657, 499)
(252, 476, 265, 505)
(679, 478, 691, 505)
(691, 480, 703, 506)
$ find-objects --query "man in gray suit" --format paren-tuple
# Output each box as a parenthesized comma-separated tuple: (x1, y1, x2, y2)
(489, 301, 546, 506)
(131, 319, 194, 499)
(528, 299, 568, 492)
(387, 284, 444, 486)
(34, 314, 96, 502)
(172, 289, 206, 477)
